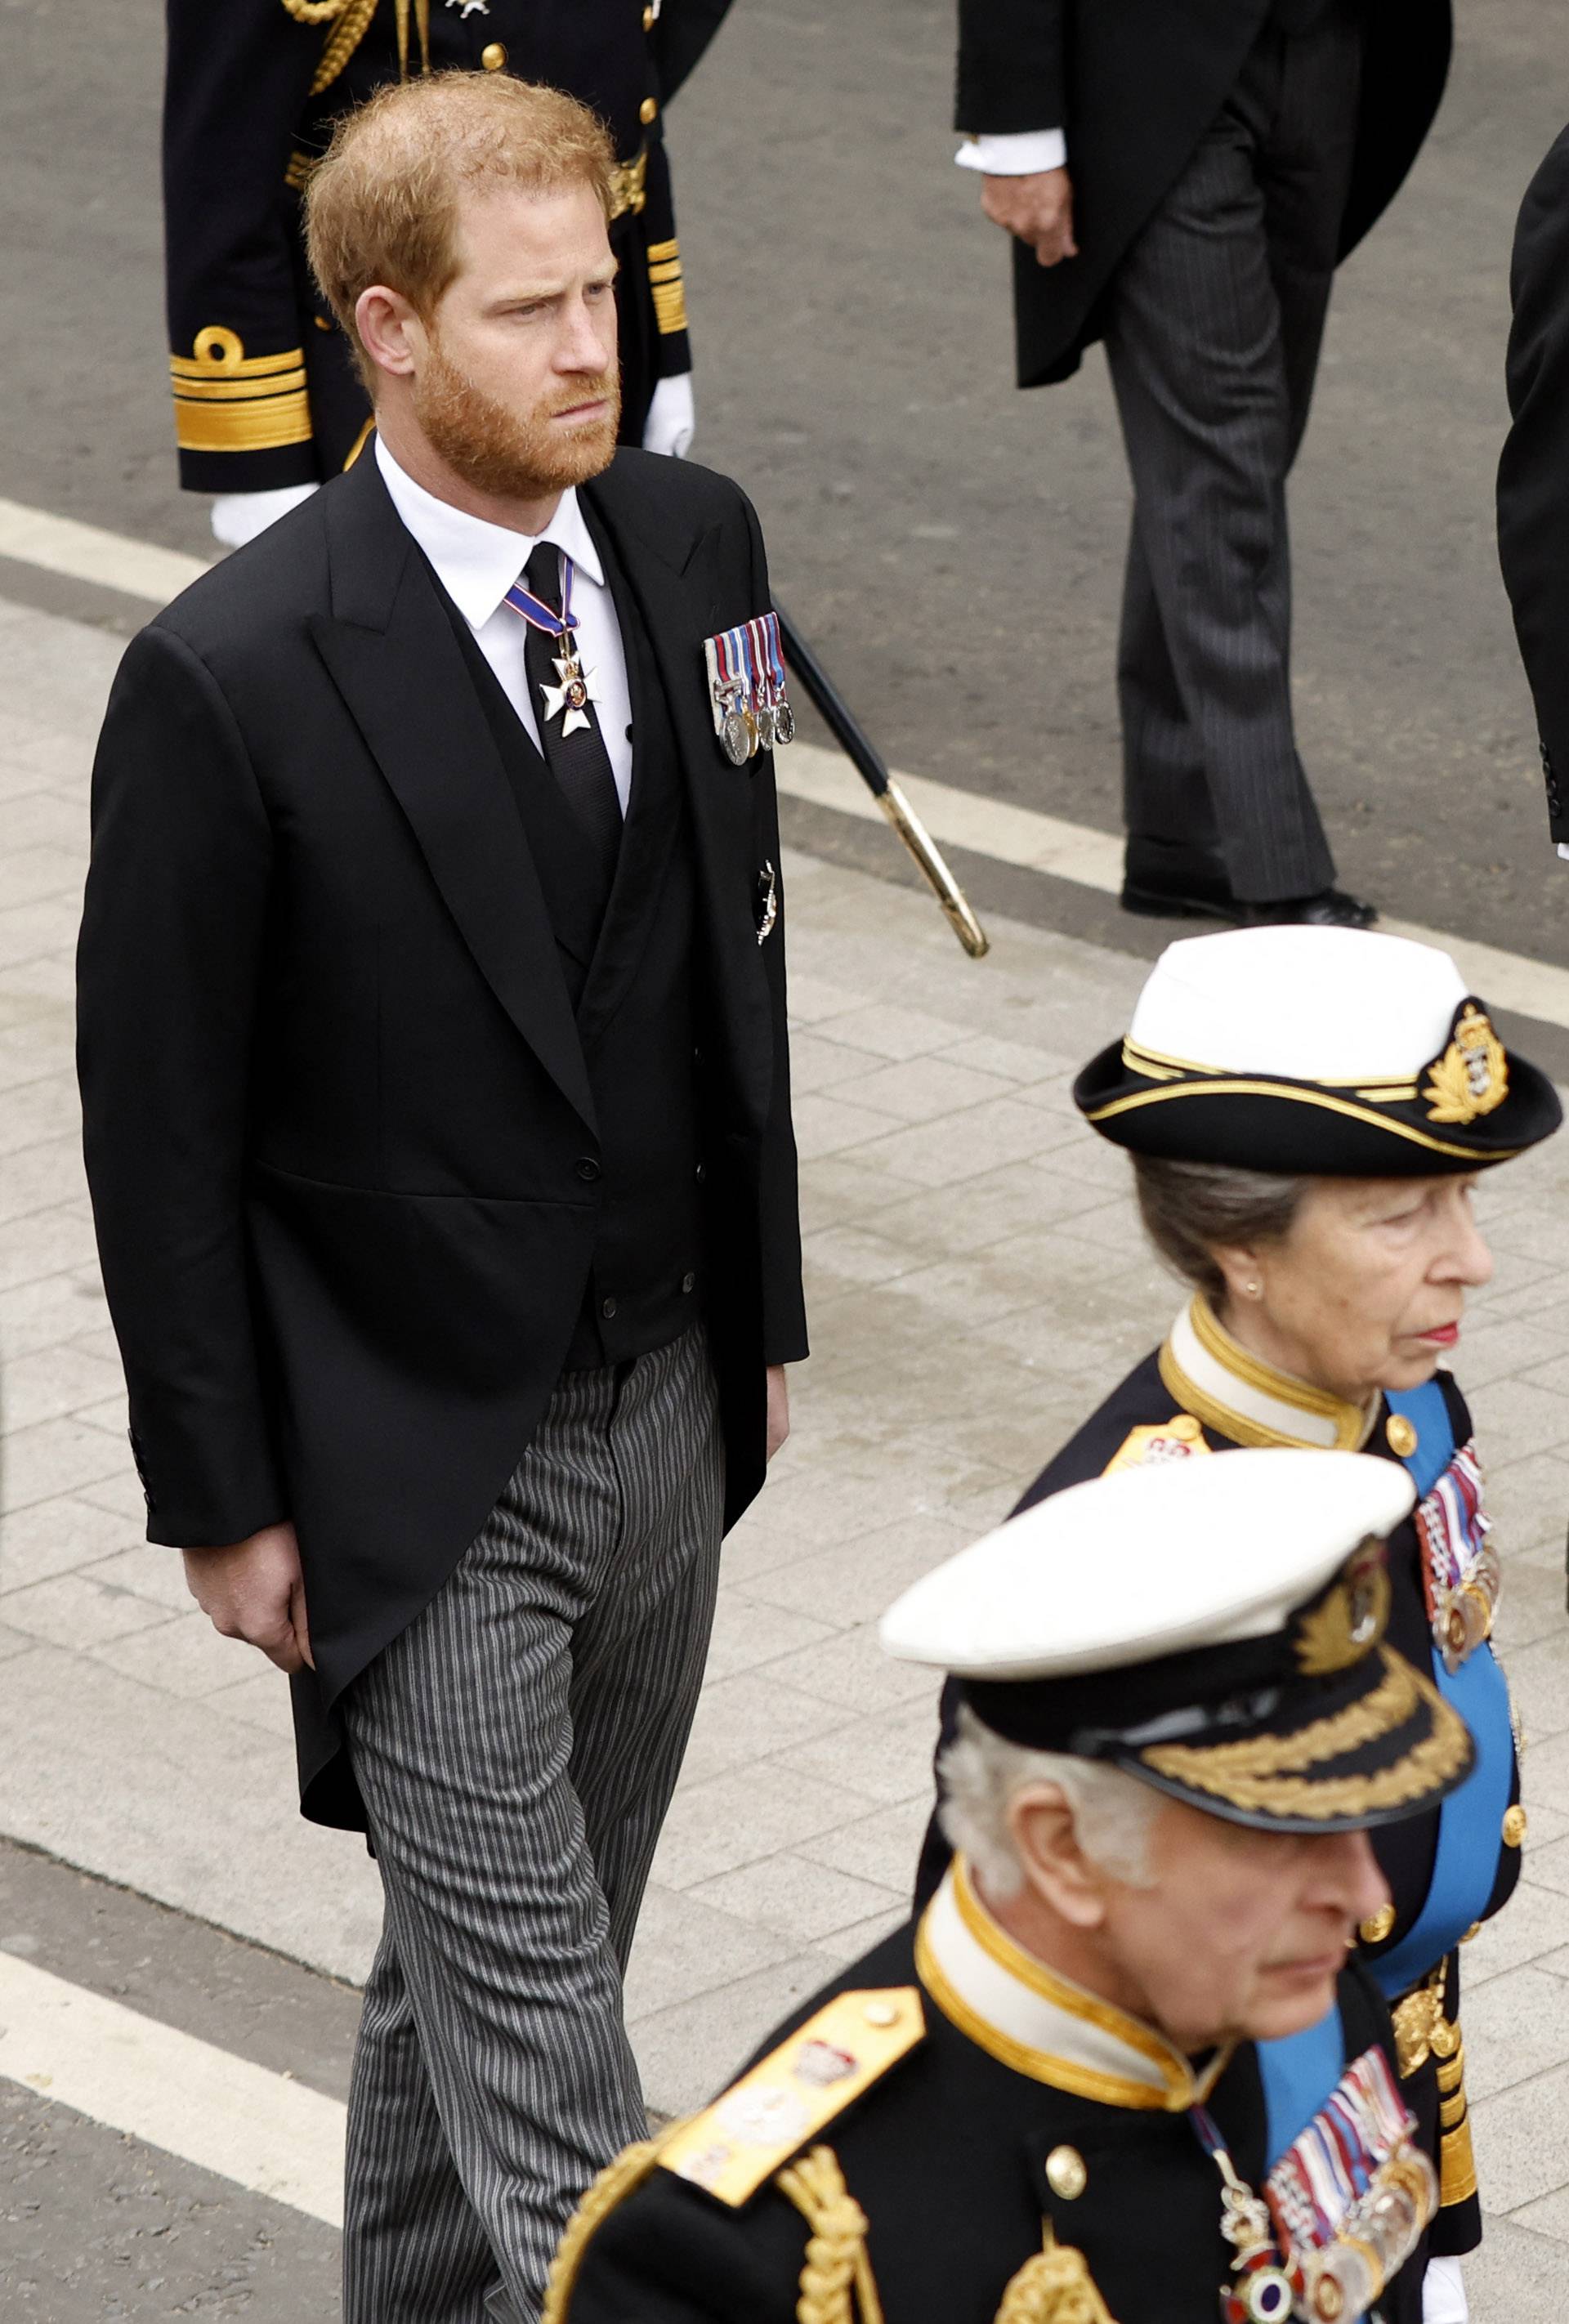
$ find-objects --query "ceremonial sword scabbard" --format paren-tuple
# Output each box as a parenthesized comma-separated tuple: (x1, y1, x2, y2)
(776, 605, 990, 961)
(877, 781, 990, 959)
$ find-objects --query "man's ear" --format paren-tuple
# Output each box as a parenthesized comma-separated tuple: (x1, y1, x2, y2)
(355, 284, 423, 382)
(1006, 1783, 1111, 1931)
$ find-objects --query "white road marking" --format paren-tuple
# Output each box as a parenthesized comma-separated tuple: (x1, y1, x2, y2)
(0, 495, 208, 607)
(0, 1950, 345, 2227)
(3, 489, 1567, 1035)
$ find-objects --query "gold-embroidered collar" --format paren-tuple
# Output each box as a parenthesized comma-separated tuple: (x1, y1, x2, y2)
(914, 1861, 1230, 2112)
(1158, 1295, 1376, 1454)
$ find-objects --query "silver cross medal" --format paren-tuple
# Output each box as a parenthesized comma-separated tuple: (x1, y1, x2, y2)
(540, 637, 598, 740)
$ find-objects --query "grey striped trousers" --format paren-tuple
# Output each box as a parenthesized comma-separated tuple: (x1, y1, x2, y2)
(339, 1323, 723, 2324)
(1104, 1, 1363, 902)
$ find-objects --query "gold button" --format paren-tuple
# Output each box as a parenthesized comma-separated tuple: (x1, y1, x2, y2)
(1503, 1803, 1528, 1848)
(643, 2, 655, 24)
(1359, 1903, 1397, 1946)
(1384, 1414, 1418, 1458)
(481, 42, 507, 70)
(861, 2000, 899, 2028)
(314, 315, 333, 332)
(1459, 1921, 1482, 1944)
(1045, 2145, 1087, 2201)
(640, 95, 659, 124)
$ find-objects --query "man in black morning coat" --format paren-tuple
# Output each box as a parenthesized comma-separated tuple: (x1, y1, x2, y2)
(954, 0, 1451, 927)
(77, 74, 804, 2324)
(1498, 123, 1569, 864)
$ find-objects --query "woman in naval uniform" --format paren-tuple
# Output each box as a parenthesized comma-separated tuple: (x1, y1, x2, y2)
(914, 925, 1562, 2324)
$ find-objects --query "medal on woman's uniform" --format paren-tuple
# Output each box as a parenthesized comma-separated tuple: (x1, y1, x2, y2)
(502, 553, 600, 738)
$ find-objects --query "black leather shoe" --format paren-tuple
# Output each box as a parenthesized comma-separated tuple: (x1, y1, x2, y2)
(1237, 888, 1378, 929)
(1120, 838, 1240, 922)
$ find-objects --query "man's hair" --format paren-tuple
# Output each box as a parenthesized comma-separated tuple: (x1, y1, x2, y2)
(937, 1706, 1161, 1897)
(305, 72, 617, 391)
(1132, 1153, 1310, 1306)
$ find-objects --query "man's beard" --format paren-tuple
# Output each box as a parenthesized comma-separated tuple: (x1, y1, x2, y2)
(413, 335, 622, 500)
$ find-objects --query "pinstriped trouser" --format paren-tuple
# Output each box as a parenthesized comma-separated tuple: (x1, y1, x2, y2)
(1104, 2, 1362, 902)
(338, 1323, 723, 2324)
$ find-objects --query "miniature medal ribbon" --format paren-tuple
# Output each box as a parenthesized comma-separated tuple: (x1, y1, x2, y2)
(704, 612, 795, 765)
(1414, 1441, 1498, 1673)
(1194, 2046, 1435, 2323)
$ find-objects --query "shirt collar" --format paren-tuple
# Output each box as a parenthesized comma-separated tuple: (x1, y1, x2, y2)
(914, 1861, 1231, 2111)
(374, 432, 605, 630)
(1158, 1294, 1376, 1453)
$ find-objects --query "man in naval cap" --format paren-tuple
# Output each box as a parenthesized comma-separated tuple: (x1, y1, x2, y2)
(541, 1449, 1471, 2324)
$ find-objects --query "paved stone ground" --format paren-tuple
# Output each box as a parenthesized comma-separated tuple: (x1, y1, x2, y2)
(2, 593, 1568, 2307)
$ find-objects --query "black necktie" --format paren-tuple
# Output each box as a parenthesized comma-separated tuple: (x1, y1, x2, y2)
(521, 543, 623, 887)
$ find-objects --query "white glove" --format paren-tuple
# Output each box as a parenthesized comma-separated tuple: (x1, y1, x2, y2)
(1421, 2255, 1468, 2323)
(642, 373, 695, 459)
(211, 482, 320, 549)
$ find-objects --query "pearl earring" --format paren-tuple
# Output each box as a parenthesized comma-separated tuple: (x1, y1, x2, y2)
(1245, 1280, 1262, 1298)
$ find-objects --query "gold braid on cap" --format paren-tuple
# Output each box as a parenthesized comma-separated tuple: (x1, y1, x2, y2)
(1141, 1653, 1470, 1820)
(776, 2147, 884, 2324)
(992, 2232, 1118, 2323)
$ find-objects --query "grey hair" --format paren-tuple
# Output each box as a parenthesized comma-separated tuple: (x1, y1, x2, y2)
(936, 1706, 1162, 1899)
(1132, 1152, 1311, 1305)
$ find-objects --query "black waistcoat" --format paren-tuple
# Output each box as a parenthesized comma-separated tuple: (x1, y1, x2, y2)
(440, 535, 703, 1370)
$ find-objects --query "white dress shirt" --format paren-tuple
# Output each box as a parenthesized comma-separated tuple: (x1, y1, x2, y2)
(376, 435, 634, 815)
(956, 129, 1068, 177)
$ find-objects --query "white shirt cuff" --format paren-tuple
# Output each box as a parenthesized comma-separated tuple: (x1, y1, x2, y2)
(955, 129, 1067, 176)
(1558, 842, 1569, 861)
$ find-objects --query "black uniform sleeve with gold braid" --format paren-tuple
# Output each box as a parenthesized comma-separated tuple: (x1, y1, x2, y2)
(639, 137, 693, 381)
(163, 0, 327, 492)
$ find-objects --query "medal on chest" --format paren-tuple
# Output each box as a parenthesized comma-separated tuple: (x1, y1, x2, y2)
(1195, 2045, 1436, 2324)
(703, 612, 795, 764)
(503, 554, 601, 740)
(1414, 1439, 1500, 1672)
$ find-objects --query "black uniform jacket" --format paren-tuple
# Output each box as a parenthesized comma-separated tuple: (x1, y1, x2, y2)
(554, 1922, 1420, 2323)
(954, 0, 1453, 387)
(1498, 123, 1569, 848)
(77, 445, 806, 1829)
(914, 1336, 1521, 2255)
(163, 0, 732, 489)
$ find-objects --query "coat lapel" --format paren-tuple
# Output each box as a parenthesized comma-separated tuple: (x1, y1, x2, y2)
(307, 454, 595, 1134)
(582, 463, 773, 1129)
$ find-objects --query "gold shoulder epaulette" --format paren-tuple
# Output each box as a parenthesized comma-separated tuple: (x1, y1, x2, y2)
(1102, 1415, 1210, 1476)
(542, 2124, 681, 2324)
(658, 1988, 924, 2209)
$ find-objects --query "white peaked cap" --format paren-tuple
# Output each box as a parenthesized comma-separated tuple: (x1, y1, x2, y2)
(1128, 927, 1468, 1084)
(878, 1449, 1415, 1681)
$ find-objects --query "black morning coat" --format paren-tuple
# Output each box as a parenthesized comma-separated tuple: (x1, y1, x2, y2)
(552, 1922, 1422, 2324)
(76, 445, 807, 1830)
(1498, 123, 1569, 848)
(914, 1348, 1524, 2259)
(163, 0, 734, 489)
(953, 0, 1454, 387)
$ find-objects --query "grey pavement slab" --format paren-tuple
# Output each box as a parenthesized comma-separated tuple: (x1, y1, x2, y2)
(1, 588, 1567, 2312)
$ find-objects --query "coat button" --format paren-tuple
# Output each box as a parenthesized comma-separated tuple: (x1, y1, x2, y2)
(576, 1158, 601, 1183)
(1359, 1902, 1397, 1946)
(1044, 2146, 1087, 2200)
(681, 1272, 695, 1294)
(601, 1295, 618, 1320)
(1503, 1803, 1528, 1848)
(481, 42, 507, 69)
(640, 96, 659, 123)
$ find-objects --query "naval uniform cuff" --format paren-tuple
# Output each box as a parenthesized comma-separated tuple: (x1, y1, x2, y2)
(955, 129, 1067, 176)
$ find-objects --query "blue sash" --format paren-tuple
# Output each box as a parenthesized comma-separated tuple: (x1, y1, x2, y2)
(1259, 2002, 1346, 2167)
(1370, 1383, 1516, 1999)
